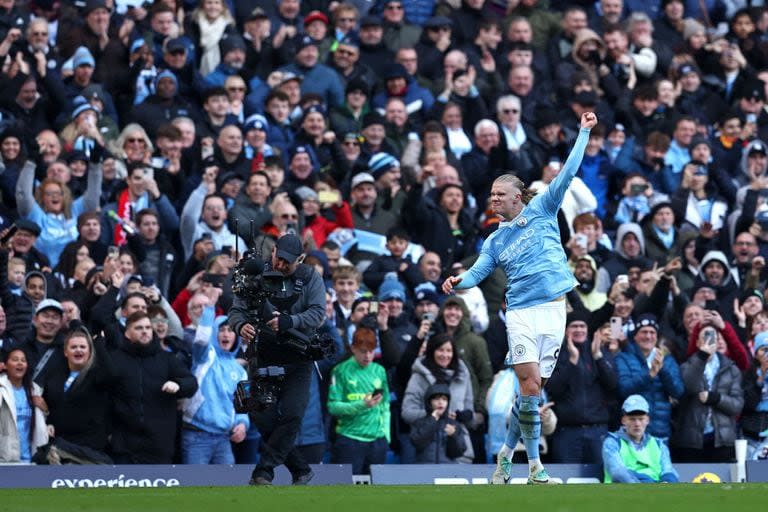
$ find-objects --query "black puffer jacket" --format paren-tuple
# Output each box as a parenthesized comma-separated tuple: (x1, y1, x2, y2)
(546, 339, 618, 426)
(109, 338, 197, 463)
(41, 339, 116, 452)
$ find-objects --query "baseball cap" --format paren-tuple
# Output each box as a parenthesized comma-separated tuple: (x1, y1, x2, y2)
(275, 234, 303, 263)
(246, 7, 268, 21)
(165, 38, 187, 53)
(278, 72, 303, 87)
(36, 298, 63, 316)
(351, 172, 375, 189)
(622, 394, 650, 415)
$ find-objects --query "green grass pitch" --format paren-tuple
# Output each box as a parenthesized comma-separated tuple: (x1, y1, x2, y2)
(0, 484, 763, 512)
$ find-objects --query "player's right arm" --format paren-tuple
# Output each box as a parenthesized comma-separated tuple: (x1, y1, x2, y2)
(444, 251, 497, 293)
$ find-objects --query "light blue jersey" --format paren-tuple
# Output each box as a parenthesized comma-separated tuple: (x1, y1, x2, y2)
(456, 128, 591, 311)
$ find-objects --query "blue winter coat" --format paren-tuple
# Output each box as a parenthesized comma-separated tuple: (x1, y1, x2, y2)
(279, 62, 345, 109)
(614, 342, 684, 439)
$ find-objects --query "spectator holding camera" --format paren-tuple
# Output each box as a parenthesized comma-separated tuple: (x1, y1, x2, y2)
(328, 327, 390, 475)
(685, 308, 749, 371)
(671, 160, 729, 232)
(613, 174, 669, 226)
(670, 323, 744, 462)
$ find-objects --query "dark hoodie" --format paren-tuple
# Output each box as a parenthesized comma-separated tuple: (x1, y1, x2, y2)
(692, 250, 739, 322)
(596, 222, 653, 292)
(409, 382, 471, 463)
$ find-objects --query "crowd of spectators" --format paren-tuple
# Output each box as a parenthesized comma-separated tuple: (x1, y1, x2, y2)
(0, 0, 766, 471)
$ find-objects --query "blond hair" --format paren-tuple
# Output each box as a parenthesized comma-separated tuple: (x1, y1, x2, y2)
(494, 173, 536, 204)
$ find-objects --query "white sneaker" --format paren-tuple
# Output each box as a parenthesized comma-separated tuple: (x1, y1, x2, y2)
(491, 455, 512, 484)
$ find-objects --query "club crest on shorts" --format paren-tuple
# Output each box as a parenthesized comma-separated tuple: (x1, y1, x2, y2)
(516, 216, 528, 227)
(514, 344, 526, 357)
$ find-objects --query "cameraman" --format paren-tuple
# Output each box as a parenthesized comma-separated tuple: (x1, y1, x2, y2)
(229, 234, 325, 486)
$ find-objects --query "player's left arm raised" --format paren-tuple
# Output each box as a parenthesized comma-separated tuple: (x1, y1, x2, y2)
(541, 112, 597, 213)
(581, 112, 597, 130)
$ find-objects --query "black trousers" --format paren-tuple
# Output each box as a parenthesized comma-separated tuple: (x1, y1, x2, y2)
(251, 362, 313, 480)
(671, 434, 735, 463)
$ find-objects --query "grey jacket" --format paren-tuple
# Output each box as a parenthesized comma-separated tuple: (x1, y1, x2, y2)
(401, 357, 474, 426)
(672, 352, 743, 449)
(228, 263, 326, 339)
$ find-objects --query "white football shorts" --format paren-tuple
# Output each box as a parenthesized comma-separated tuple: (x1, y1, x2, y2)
(504, 299, 566, 378)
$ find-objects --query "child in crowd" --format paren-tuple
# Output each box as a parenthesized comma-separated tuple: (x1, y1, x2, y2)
(410, 383, 473, 464)
(363, 227, 423, 294)
(7, 257, 26, 296)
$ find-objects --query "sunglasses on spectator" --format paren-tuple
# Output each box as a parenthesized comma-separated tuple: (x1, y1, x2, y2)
(280, 213, 299, 219)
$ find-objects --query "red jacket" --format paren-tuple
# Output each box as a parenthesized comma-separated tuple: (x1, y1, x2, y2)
(686, 321, 750, 371)
(171, 288, 224, 327)
(305, 201, 353, 247)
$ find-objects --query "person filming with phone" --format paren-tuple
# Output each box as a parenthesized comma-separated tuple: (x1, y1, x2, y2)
(669, 324, 744, 462)
(327, 327, 390, 476)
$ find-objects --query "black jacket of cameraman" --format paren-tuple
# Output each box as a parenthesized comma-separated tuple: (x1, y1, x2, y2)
(228, 262, 326, 365)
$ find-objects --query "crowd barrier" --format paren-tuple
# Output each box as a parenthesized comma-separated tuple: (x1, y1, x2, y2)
(369, 463, 734, 485)
(0, 461, 761, 488)
(0, 464, 352, 488)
